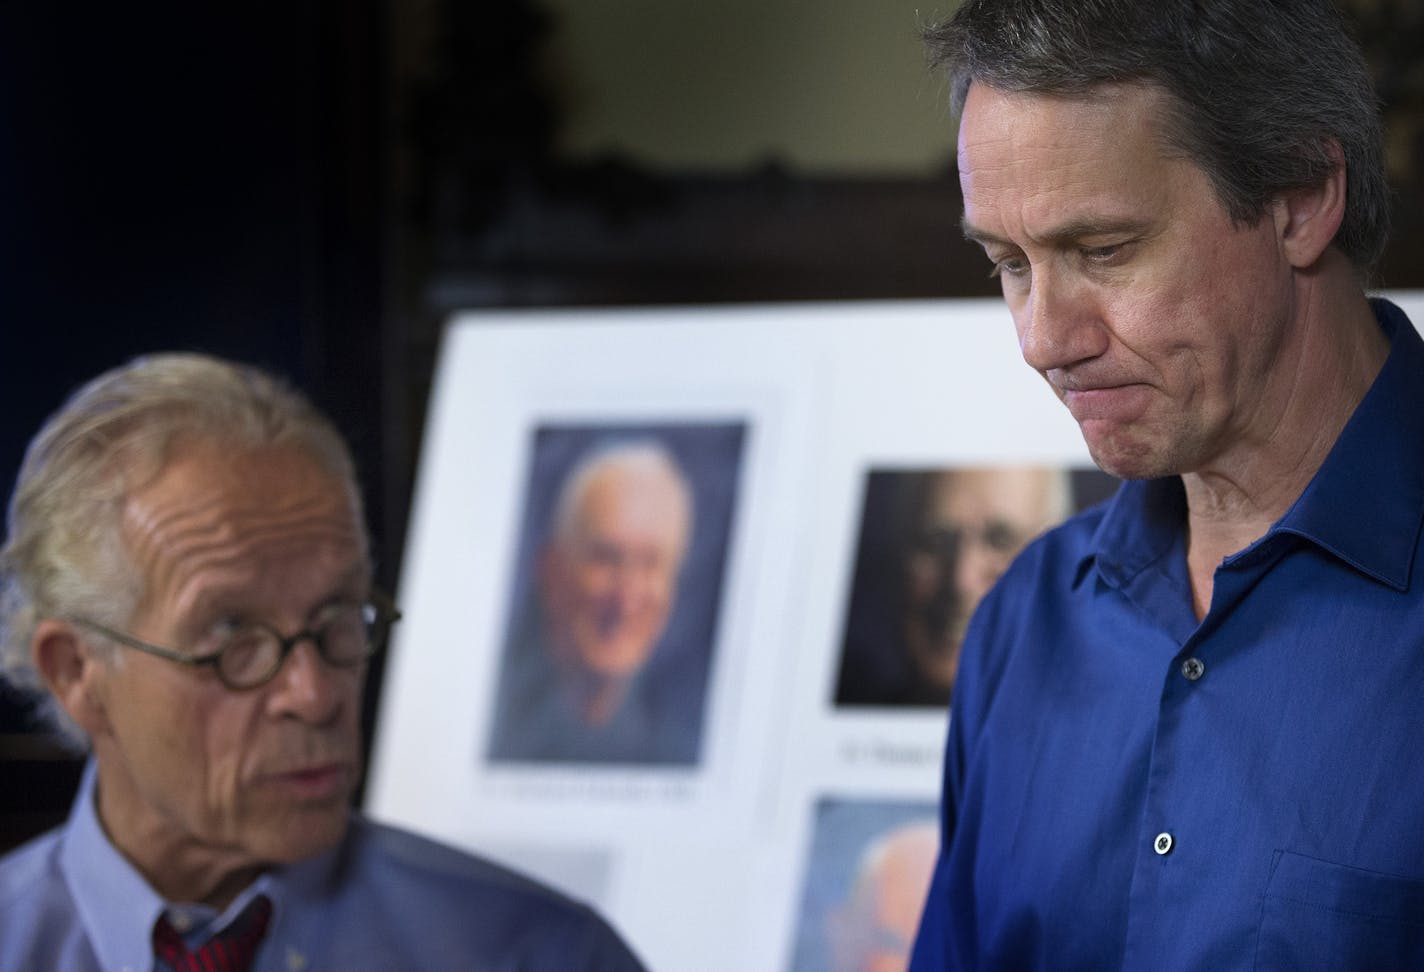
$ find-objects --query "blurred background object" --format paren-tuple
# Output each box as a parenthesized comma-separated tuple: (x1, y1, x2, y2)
(2, 0, 1420, 853)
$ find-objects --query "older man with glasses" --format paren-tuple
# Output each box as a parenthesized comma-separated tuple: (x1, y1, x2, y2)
(0, 353, 644, 971)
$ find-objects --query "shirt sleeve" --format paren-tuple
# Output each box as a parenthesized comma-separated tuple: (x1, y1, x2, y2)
(554, 905, 649, 971)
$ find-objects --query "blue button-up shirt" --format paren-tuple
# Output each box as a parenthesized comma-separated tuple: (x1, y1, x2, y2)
(911, 299, 1424, 970)
(0, 762, 645, 971)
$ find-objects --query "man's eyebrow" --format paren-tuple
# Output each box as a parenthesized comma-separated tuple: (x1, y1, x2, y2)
(960, 216, 1005, 247)
(961, 215, 1151, 248)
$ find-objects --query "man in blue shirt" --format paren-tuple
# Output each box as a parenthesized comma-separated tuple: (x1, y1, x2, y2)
(911, 1, 1424, 968)
(0, 354, 645, 970)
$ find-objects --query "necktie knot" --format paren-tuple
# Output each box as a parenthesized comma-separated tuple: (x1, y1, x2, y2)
(153, 894, 273, 972)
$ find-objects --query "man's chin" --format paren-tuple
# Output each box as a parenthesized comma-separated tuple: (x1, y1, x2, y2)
(907, 629, 967, 689)
(251, 808, 351, 864)
(1083, 428, 1179, 481)
(575, 639, 654, 680)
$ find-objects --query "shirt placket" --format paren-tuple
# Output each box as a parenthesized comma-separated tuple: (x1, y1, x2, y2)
(1120, 536, 1290, 967)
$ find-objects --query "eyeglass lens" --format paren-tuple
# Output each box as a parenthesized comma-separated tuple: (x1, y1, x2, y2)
(217, 602, 379, 687)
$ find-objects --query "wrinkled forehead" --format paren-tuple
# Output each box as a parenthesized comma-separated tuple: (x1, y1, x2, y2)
(957, 81, 1181, 189)
(119, 441, 370, 604)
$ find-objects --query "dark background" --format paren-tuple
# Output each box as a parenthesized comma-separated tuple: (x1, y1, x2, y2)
(1, 1, 1420, 851)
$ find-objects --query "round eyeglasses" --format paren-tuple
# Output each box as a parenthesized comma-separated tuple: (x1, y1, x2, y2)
(69, 593, 401, 691)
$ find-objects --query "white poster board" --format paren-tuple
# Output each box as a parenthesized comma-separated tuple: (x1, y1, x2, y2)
(366, 293, 1424, 971)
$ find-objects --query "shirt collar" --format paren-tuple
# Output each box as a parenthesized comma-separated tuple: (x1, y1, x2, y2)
(59, 760, 167, 972)
(1082, 476, 1186, 591)
(1273, 298, 1424, 589)
(1082, 298, 1424, 591)
(57, 759, 319, 970)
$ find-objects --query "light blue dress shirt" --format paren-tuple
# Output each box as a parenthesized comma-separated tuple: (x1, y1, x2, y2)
(0, 762, 645, 971)
(911, 299, 1424, 970)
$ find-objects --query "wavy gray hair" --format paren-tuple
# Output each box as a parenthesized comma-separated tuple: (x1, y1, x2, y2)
(927, 0, 1390, 275)
(0, 352, 361, 747)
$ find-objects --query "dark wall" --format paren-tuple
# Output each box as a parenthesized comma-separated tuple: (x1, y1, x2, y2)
(0, 2, 387, 847)
(0, 2, 387, 511)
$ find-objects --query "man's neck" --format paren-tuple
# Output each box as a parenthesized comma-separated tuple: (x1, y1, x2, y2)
(93, 759, 264, 911)
(1182, 279, 1388, 619)
(559, 665, 633, 727)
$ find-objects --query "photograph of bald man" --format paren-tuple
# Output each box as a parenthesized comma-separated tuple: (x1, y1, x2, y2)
(487, 423, 744, 766)
(789, 799, 939, 972)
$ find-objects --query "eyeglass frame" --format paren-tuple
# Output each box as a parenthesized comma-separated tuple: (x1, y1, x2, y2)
(66, 591, 401, 691)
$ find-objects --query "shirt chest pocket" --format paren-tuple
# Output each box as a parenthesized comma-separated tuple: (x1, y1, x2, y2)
(1254, 850, 1424, 971)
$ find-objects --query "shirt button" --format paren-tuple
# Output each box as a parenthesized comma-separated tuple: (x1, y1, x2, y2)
(1154, 832, 1174, 855)
(1181, 657, 1205, 681)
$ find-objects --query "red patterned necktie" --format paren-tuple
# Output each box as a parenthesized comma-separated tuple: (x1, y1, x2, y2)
(152, 894, 273, 972)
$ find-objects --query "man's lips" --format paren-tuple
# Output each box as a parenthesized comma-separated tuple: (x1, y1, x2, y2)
(260, 762, 353, 799)
(1058, 383, 1152, 421)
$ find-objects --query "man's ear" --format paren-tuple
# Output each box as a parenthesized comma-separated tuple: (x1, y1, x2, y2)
(31, 619, 112, 738)
(1274, 137, 1348, 270)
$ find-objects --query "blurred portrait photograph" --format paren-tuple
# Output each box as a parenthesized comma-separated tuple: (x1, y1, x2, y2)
(834, 465, 1119, 708)
(788, 797, 939, 972)
(486, 420, 746, 767)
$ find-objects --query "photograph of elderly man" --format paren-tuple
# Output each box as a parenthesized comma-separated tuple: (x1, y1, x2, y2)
(836, 465, 1114, 707)
(487, 422, 744, 766)
(790, 799, 939, 972)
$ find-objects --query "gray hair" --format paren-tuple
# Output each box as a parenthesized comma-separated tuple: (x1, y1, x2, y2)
(927, 0, 1390, 274)
(0, 352, 361, 746)
(550, 439, 693, 555)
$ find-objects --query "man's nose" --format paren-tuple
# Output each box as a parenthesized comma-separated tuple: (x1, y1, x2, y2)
(1016, 267, 1104, 375)
(607, 563, 654, 613)
(267, 640, 347, 724)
